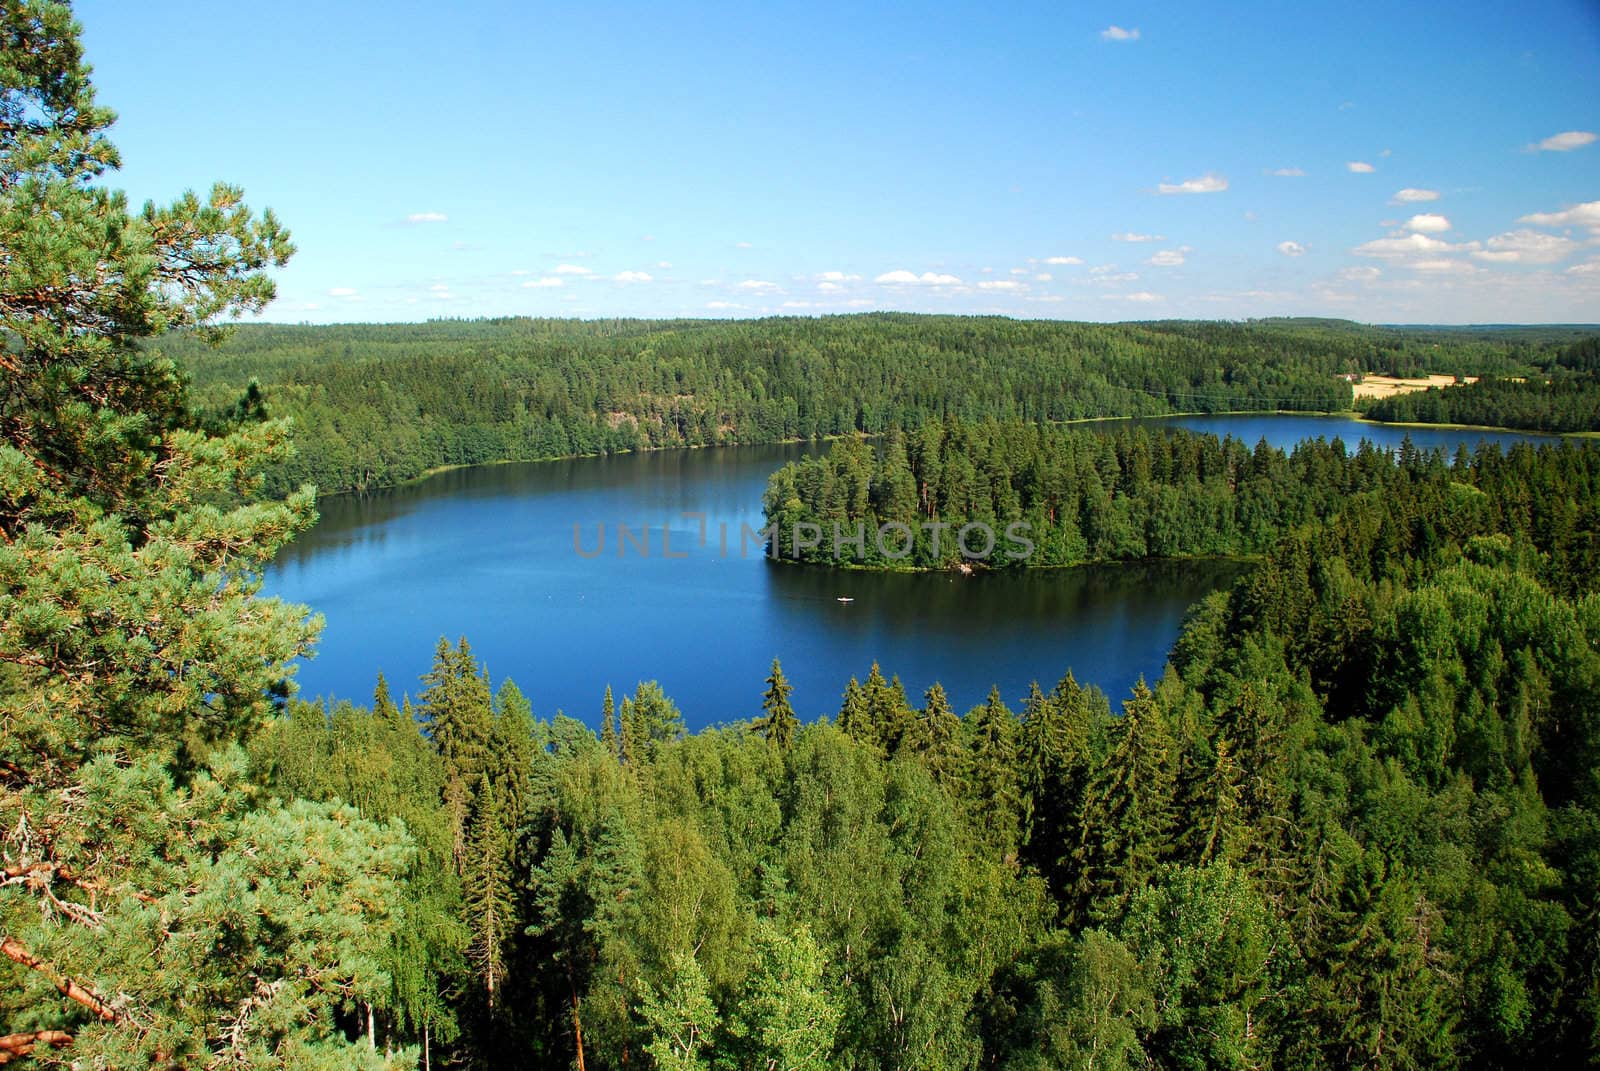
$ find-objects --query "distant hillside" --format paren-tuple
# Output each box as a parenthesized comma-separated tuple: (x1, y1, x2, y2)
(164, 314, 1560, 495)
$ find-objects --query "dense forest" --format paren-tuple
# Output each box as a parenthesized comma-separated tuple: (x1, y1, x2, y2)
(761, 419, 1600, 571)
(161, 315, 1579, 497)
(7, 6, 1600, 1070)
(252, 423, 1600, 1068)
(1362, 372, 1600, 434)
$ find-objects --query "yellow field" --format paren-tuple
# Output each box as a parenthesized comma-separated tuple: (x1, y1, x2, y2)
(1350, 373, 1478, 400)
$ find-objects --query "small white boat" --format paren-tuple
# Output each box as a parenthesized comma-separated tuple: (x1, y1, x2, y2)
(836, 596, 854, 603)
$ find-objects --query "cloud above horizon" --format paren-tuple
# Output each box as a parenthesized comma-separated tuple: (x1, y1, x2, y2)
(405, 211, 448, 224)
(1530, 130, 1596, 152)
(1405, 214, 1451, 233)
(1100, 25, 1140, 41)
(1156, 173, 1228, 194)
(1473, 230, 1579, 264)
(1391, 188, 1440, 204)
(1518, 199, 1600, 233)
(875, 269, 964, 285)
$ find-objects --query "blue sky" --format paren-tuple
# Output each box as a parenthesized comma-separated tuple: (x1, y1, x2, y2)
(78, 0, 1599, 323)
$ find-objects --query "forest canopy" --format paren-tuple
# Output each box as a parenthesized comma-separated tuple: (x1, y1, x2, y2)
(5, 4, 1600, 1069)
(160, 315, 1580, 496)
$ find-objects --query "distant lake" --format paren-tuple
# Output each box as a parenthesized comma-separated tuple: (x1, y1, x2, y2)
(267, 413, 1560, 728)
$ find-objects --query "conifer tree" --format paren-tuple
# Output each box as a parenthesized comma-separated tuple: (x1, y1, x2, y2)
(905, 681, 962, 784)
(601, 683, 617, 757)
(1073, 680, 1178, 923)
(837, 676, 872, 749)
(965, 686, 1023, 859)
(0, 6, 405, 1064)
(464, 777, 515, 1010)
(756, 657, 799, 750)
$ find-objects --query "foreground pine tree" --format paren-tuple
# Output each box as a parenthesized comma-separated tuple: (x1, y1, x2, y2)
(0, 3, 411, 1064)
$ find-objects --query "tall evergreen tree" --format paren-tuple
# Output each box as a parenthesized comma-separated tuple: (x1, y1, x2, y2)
(755, 657, 799, 750)
(905, 681, 962, 785)
(464, 777, 515, 1010)
(601, 683, 617, 757)
(1073, 680, 1178, 923)
(964, 686, 1023, 859)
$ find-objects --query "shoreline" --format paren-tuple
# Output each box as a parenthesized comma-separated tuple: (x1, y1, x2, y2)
(320, 408, 1589, 501)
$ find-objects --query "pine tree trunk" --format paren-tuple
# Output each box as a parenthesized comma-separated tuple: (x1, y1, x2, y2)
(366, 1003, 375, 1049)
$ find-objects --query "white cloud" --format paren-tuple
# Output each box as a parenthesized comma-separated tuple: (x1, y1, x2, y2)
(553, 264, 592, 275)
(510, 269, 531, 276)
(1156, 173, 1228, 194)
(656, 261, 673, 269)
(1111, 232, 1164, 242)
(875, 269, 963, 285)
(816, 271, 862, 282)
(1008, 267, 1029, 276)
(1149, 249, 1186, 266)
(1276, 241, 1307, 257)
(1390, 188, 1440, 204)
(1567, 260, 1600, 275)
(1353, 233, 1475, 258)
(1340, 266, 1382, 281)
(1347, 161, 1375, 173)
(428, 283, 450, 294)
(1517, 200, 1600, 233)
(1409, 258, 1481, 274)
(977, 280, 1024, 290)
(522, 277, 563, 288)
(817, 281, 844, 292)
(1471, 229, 1579, 265)
(1531, 130, 1596, 152)
(328, 287, 359, 298)
(1043, 255, 1083, 265)
(1034, 273, 1053, 282)
(1125, 291, 1161, 302)
(405, 211, 448, 224)
(1405, 213, 1451, 233)
(1269, 167, 1306, 177)
(781, 300, 813, 309)
(735, 280, 779, 291)
(613, 270, 653, 283)
(735, 241, 754, 249)
(1100, 25, 1140, 41)
(706, 301, 744, 310)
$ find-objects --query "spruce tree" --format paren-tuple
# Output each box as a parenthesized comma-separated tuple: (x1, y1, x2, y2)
(905, 681, 962, 785)
(837, 676, 871, 749)
(1072, 680, 1178, 923)
(464, 777, 515, 1010)
(965, 686, 1023, 859)
(601, 683, 617, 757)
(755, 657, 799, 750)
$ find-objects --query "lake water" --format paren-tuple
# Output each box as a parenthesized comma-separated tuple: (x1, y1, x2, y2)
(267, 413, 1560, 727)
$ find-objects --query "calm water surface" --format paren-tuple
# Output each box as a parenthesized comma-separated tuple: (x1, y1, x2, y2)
(267, 414, 1559, 727)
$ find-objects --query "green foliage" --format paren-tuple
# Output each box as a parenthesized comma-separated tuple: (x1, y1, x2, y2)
(1363, 371, 1600, 433)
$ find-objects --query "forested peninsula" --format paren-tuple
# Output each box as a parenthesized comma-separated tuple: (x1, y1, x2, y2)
(760, 420, 1600, 570)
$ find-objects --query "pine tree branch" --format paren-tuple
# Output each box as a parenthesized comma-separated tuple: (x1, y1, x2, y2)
(0, 935, 126, 1024)
(0, 1030, 73, 1065)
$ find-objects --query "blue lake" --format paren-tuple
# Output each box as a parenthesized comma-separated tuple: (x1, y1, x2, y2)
(267, 414, 1561, 727)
